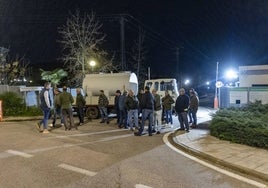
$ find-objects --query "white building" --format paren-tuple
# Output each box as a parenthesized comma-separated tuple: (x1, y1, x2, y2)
(239, 64, 268, 87)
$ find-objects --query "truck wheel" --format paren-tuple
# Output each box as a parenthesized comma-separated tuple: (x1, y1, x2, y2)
(86, 107, 99, 119)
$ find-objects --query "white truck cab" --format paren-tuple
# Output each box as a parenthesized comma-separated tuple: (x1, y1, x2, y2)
(144, 78, 179, 101)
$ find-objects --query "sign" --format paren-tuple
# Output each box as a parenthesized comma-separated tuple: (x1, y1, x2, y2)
(215, 81, 223, 88)
(20, 86, 42, 92)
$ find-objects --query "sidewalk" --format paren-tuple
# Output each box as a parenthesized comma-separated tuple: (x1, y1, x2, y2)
(170, 107, 268, 183)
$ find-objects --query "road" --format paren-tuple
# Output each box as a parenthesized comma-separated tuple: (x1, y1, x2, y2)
(0, 118, 257, 188)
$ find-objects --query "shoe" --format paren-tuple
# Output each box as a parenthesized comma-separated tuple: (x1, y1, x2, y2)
(178, 128, 185, 131)
(130, 128, 134, 131)
(43, 129, 49, 134)
(106, 121, 110, 124)
(60, 123, 64, 127)
(134, 132, 141, 136)
(190, 124, 197, 128)
(149, 134, 152, 136)
(152, 129, 156, 133)
(186, 129, 190, 133)
(100, 120, 105, 123)
(156, 131, 161, 134)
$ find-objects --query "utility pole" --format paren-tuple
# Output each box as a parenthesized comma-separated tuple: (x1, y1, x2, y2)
(176, 48, 181, 88)
(137, 26, 141, 81)
(120, 16, 126, 71)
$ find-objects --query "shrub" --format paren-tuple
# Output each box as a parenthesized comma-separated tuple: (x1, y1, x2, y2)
(209, 101, 268, 149)
(0, 92, 42, 116)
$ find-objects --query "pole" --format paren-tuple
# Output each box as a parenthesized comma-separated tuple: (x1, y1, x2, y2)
(120, 16, 126, 71)
(214, 62, 219, 109)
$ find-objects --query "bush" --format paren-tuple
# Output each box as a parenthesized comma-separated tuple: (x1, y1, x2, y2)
(0, 92, 42, 116)
(209, 101, 268, 149)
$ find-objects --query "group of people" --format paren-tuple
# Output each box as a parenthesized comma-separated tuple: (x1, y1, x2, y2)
(104, 86, 199, 136)
(37, 82, 199, 135)
(37, 82, 86, 133)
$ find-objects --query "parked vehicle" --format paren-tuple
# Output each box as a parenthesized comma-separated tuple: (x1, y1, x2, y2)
(80, 72, 138, 119)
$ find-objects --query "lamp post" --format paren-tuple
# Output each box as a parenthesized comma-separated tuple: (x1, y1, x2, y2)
(214, 62, 219, 109)
(89, 60, 96, 73)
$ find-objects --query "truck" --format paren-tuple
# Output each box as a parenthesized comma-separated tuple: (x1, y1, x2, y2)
(81, 72, 138, 119)
(144, 78, 179, 109)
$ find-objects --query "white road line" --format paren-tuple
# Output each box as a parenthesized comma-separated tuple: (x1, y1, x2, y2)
(58, 163, 97, 176)
(44, 129, 127, 139)
(163, 133, 267, 188)
(135, 184, 153, 188)
(6, 150, 33, 158)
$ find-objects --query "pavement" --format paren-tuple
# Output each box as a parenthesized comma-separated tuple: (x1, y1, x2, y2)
(169, 106, 268, 184)
(2, 107, 268, 185)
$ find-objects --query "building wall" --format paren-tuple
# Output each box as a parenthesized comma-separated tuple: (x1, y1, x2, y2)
(239, 65, 268, 87)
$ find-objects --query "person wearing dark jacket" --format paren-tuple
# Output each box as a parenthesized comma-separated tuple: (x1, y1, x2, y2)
(59, 85, 76, 130)
(125, 89, 139, 131)
(135, 86, 154, 136)
(114, 90, 121, 125)
(37, 82, 52, 133)
(175, 88, 190, 132)
(76, 88, 86, 126)
(189, 90, 199, 128)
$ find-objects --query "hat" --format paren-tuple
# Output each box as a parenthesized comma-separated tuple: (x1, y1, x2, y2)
(145, 86, 150, 91)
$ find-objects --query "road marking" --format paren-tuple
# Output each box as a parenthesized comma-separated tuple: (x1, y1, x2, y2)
(135, 184, 153, 188)
(163, 133, 267, 188)
(6, 150, 33, 158)
(58, 163, 97, 176)
(44, 129, 127, 139)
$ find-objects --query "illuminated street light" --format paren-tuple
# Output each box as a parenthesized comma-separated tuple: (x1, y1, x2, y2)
(184, 79, 190, 85)
(225, 69, 238, 80)
(89, 60, 96, 72)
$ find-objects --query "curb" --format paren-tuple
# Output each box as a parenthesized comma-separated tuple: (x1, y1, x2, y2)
(1, 116, 42, 122)
(168, 131, 268, 184)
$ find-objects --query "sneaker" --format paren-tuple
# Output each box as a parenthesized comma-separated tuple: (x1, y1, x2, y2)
(185, 129, 190, 133)
(60, 123, 64, 127)
(43, 129, 49, 134)
(190, 124, 197, 128)
(156, 131, 161, 134)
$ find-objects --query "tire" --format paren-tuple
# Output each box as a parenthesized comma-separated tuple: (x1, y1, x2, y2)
(86, 107, 99, 119)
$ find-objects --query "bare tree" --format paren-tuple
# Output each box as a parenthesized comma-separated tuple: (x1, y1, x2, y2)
(130, 29, 148, 87)
(58, 10, 116, 87)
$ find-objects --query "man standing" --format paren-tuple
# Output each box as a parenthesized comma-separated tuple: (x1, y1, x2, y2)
(162, 90, 174, 126)
(52, 88, 64, 128)
(114, 90, 121, 126)
(37, 82, 52, 133)
(135, 86, 154, 136)
(189, 90, 199, 128)
(152, 89, 162, 134)
(125, 89, 139, 131)
(76, 88, 86, 126)
(98, 90, 109, 124)
(175, 88, 190, 132)
(60, 85, 76, 130)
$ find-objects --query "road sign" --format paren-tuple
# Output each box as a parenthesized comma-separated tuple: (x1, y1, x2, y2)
(215, 81, 223, 88)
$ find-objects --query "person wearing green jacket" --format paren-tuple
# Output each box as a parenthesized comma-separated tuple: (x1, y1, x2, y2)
(59, 85, 76, 130)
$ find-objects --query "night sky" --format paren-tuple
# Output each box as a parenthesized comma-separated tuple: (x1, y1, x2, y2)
(1, 0, 268, 87)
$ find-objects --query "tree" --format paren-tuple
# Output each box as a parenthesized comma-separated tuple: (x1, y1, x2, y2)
(40, 68, 67, 88)
(129, 29, 148, 87)
(0, 50, 30, 85)
(58, 10, 116, 87)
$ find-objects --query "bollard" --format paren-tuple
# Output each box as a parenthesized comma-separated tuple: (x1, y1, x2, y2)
(0, 100, 2, 121)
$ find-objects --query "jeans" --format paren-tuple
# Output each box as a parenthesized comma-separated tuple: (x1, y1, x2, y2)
(189, 108, 197, 125)
(164, 109, 173, 124)
(99, 106, 108, 121)
(127, 109, 139, 129)
(40, 107, 50, 129)
(77, 106, 84, 123)
(178, 111, 189, 130)
(138, 109, 154, 135)
(52, 107, 63, 125)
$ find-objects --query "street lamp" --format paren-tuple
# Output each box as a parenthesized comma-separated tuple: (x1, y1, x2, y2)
(214, 62, 219, 109)
(89, 60, 96, 72)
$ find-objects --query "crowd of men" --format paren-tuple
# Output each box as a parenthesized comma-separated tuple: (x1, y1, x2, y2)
(36, 82, 199, 136)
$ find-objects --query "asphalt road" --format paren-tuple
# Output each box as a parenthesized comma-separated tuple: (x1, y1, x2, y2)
(0, 118, 256, 188)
